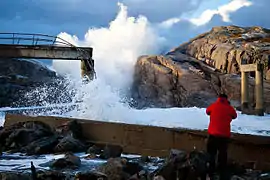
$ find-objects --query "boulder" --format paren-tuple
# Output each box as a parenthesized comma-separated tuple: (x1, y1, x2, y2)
(154, 150, 210, 180)
(87, 145, 102, 155)
(100, 145, 123, 159)
(132, 55, 218, 109)
(55, 120, 83, 140)
(132, 54, 270, 113)
(36, 171, 70, 180)
(22, 136, 59, 155)
(54, 135, 86, 153)
(0, 172, 31, 180)
(75, 171, 108, 180)
(98, 158, 130, 180)
(0, 121, 54, 152)
(171, 26, 270, 78)
(154, 149, 188, 180)
(97, 157, 146, 180)
(0, 58, 57, 107)
(0, 121, 87, 155)
(0, 58, 76, 110)
(132, 26, 270, 113)
(50, 153, 81, 169)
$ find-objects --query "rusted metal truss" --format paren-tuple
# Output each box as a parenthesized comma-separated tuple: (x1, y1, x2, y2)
(4, 114, 270, 171)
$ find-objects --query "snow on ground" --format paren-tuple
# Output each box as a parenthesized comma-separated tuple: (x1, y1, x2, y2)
(0, 152, 106, 172)
(0, 112, 5, 127)
(0, 152, 159, 173)
(1, 106, 270, 136)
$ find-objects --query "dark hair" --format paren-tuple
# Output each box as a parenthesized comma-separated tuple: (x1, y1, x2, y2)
(218, 93, 228, 99)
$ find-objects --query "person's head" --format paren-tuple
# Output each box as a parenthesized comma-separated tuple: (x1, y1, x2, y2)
(218, 93, 228, 99)
(217, 93, 229, 103)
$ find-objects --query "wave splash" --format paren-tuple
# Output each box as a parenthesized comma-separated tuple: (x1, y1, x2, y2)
(49, 3, 166, 120)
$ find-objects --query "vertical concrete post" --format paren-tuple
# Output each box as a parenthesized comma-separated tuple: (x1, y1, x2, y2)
(81, 59, 95, 81)
(255, 63, 264, 116)
(241, 71, 249, 113)
(241, 59, 249, 114)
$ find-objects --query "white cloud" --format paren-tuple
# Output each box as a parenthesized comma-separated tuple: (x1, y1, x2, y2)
(190, 0, 252, 26)
(158, 18, 182, 29)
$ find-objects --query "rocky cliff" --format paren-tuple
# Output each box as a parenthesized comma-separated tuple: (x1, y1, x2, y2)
(171, 26, 270, 78)
(0, 58, 70, 107)
(132, 26, 270, 113)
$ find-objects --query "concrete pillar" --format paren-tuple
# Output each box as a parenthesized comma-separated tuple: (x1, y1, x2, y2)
(241, 71, 249, 113)
(81, 59, 95, 81)
(255, 64, 264, 116)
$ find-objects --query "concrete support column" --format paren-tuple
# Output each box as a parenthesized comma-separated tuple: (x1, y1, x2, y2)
(241, 71, 249, 113)
(255, 64, 264, 116)
(81, 59, 95, 81)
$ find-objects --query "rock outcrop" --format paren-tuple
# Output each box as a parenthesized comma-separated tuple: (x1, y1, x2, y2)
(0, 120, 86, 155)
(132, 26, 270, 113)
(0, 58, 73, 108)
(171, 26, 270, 78)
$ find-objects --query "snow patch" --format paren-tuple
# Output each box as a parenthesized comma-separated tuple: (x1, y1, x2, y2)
(0, 112, 5, 127)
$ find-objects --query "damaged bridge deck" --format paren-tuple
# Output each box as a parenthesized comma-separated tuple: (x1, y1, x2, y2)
(4, 114, 270, 171)
(0, 44, 92, 60)
(0, 32, 95, 80)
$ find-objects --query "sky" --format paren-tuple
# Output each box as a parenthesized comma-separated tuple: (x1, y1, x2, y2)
(0, 0, 269, 39)
(1, 0, 269, 68)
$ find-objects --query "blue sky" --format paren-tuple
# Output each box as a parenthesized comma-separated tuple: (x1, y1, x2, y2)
(0, 0, 269, 68)
(1, 0, 268, 39)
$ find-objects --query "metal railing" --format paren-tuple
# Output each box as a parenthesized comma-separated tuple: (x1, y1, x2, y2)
(0, 32, 96, 79)
(0, 32, 75, 47)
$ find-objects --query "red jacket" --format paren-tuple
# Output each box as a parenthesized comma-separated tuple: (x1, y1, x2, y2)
(206, 97, 237, 138)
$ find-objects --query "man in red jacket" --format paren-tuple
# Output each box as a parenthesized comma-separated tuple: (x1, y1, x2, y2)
(206, 94, 237, 180)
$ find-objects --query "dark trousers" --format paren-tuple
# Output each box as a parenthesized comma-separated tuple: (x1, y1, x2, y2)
(207, 135, 229, 180)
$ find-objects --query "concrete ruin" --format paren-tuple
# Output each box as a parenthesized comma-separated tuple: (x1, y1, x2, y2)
(4, 114, 270, 171)
(0, 32, 95, 81)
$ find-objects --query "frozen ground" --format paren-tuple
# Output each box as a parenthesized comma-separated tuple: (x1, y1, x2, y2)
(1, 106, 270, 136)
(0, 152, 160, 173)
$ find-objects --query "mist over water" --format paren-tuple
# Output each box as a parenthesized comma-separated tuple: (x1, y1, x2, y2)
(51, 3, 167, 120)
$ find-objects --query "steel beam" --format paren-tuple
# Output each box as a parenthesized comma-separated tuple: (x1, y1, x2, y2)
(0, 44, 92, 60)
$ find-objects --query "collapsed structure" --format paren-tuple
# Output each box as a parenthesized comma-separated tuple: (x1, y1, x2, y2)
(0, 32, 95, 81)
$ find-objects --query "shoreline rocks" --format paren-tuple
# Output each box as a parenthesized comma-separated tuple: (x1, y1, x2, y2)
(132, 26, 270, 112)
(0, 120, 87, 155)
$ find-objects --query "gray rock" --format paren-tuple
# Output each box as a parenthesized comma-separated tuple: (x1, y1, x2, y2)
(51, 152, 81, 169)
(54, 135, 86, 153)
(87, 145, 102, 155)
(56, 120, 83, 140)
(0, 121, 54, 152)
(36, 171, 70, 180)
(23, 135, 59, 155)
(97, 158, 130, 180)
(154, 150, 210, 180)
(100, 145, 123, 159)
(132, 52, 270, 113)
(75, 171, 108, 180)
(0, 172, 31, 180)
(0, 58, 58, 107)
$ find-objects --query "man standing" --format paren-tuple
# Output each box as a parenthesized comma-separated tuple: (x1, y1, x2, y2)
(206, 94, 237, 180)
